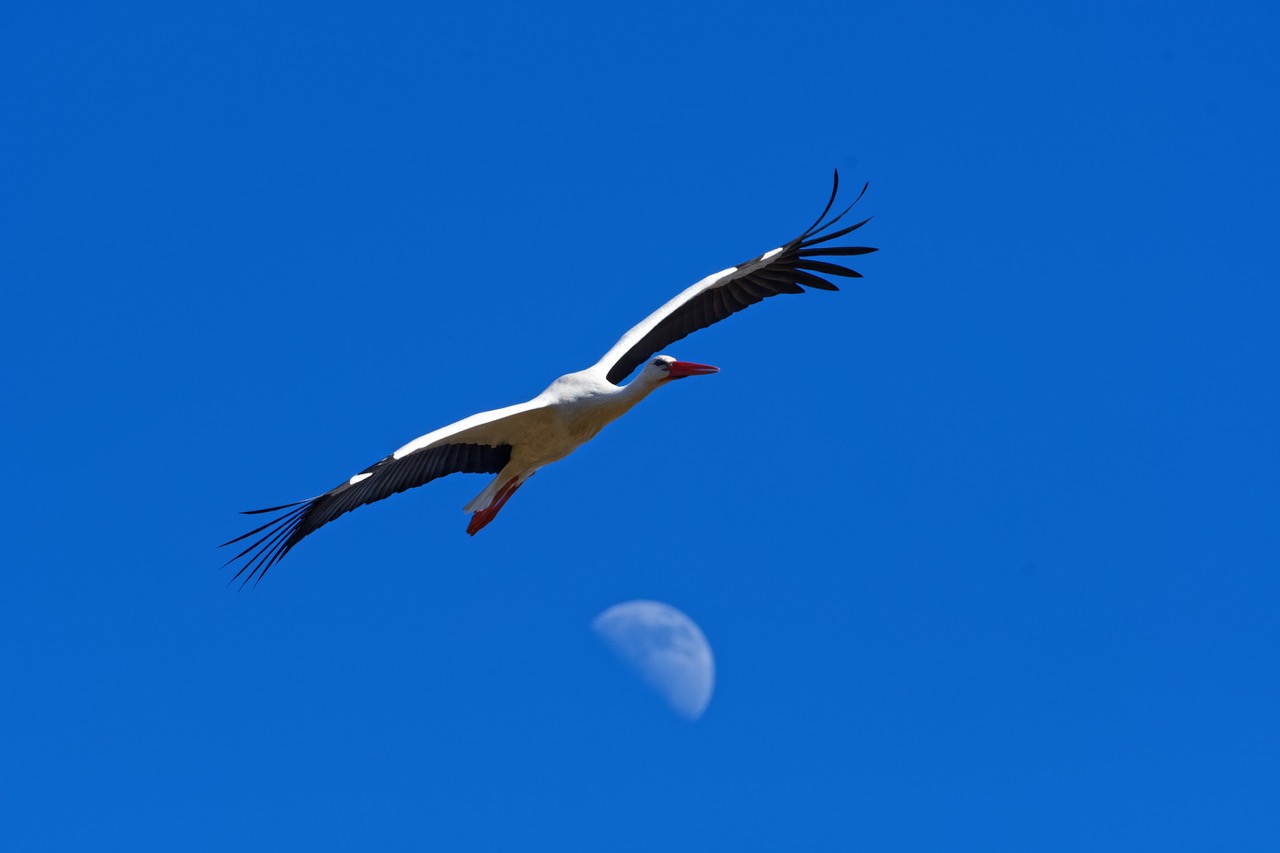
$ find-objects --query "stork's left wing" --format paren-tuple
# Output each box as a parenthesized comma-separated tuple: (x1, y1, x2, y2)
(221, 442, 511, 588)
(220, 399, 547, 587)
(593, 171, 876, 385)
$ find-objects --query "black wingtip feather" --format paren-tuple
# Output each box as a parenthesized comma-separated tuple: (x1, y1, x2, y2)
(797, 246, 878, 257)
(800, 216, 874, 248)
(240, 498, 312, 515)
(222, 500, 313, 589)
(790, 269, 840, 291)
(796, 259, 865, 279)
(800, 170, 841, 239)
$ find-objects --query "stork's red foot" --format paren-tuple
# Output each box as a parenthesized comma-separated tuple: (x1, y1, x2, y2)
(466, 475, 526, 536)
(466, 505, 498, 536)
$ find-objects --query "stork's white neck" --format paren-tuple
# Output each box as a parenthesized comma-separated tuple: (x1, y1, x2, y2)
(534, 368, 669, 447)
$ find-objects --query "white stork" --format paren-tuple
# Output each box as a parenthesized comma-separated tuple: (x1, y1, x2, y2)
(224, 172, 875, 585)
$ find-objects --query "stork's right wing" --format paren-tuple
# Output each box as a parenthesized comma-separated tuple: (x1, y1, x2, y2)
(593, 171, 876, 385)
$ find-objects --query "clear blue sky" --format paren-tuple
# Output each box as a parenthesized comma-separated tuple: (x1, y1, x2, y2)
(4, 1, 1278, 849)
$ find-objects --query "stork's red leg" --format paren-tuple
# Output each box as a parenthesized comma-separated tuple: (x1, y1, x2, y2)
(466, 475, 528, 536)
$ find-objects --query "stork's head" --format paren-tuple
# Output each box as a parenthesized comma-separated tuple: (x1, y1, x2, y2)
(642, 355, 720, 384)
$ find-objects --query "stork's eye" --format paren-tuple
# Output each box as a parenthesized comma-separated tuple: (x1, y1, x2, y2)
(652, 359, 667, 368)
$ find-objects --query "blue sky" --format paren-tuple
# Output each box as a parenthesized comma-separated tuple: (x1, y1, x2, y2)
(4, 1, 1279, 849)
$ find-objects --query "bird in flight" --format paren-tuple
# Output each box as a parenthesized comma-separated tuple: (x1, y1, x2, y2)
(223, 172, 876, 586)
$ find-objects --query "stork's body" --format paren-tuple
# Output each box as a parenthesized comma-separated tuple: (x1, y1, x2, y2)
(432, 360, 717, 534)
(223, 172, 875, 585)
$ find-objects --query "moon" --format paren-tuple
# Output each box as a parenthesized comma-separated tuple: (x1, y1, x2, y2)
(591, 600, 715, 720)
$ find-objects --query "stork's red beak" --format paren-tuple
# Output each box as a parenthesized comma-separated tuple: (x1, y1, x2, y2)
(667, 361, 720, 379)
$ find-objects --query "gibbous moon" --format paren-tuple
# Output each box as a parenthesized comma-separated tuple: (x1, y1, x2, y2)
(592, 600, 715, 720)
